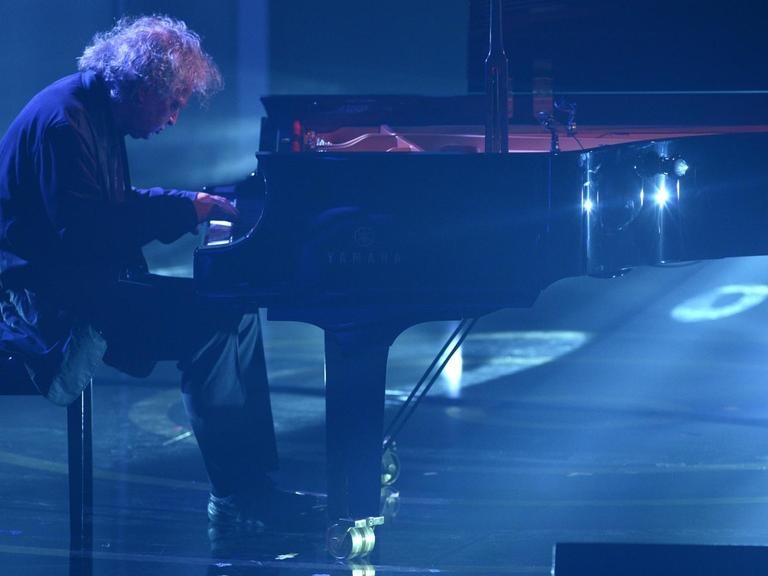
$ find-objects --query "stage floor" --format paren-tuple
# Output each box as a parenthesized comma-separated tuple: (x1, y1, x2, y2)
(3, 255, 768, 575)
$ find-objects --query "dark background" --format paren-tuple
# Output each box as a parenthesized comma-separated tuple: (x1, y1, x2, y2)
(2, 1, 765, 188)
(468, 0, 768, 93)
(0, 0, 468, 190)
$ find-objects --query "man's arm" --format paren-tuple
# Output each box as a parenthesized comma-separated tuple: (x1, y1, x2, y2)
(133, 187, 240, 224)
(37, 123, 203, 262)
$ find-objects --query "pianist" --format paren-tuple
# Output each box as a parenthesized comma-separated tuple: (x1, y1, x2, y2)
(0, 15, 313, 527)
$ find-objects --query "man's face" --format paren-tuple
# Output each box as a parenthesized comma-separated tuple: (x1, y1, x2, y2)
(123, 88, 190, 139)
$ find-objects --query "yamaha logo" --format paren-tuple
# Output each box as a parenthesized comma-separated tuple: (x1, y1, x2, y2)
(326, 226, 401, 265)
(353, 226, 375, 248)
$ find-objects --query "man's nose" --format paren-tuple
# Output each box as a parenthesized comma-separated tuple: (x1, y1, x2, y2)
(168, 111, 179, 126)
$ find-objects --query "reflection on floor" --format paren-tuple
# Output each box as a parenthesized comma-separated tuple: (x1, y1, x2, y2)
(4, 256, 768, 575)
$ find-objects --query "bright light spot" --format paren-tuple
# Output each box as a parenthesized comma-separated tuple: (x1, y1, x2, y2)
(671, 284, 768, 322)
(583, 198, 594, 213)
(149, 265, 193, 278)
(654, 185, 670, 207)
(429, 331, 589, 396)
(442, 345, 464, 398)
(674, 159, 689, 177)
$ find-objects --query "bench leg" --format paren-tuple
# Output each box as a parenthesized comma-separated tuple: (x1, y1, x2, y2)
(67, 380, 93, 550)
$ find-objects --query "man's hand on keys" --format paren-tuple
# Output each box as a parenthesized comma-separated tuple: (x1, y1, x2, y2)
(193, 192, 240, 223)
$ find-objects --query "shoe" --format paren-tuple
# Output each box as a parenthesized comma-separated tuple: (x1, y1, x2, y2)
(207, 487, 326, 530)
(207, 493, 267, 528)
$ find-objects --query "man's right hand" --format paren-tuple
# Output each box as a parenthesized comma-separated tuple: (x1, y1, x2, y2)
(193, 192, 240, 223)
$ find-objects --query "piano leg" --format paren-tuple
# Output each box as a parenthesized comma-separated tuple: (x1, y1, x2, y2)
(324, 329, 390, 522)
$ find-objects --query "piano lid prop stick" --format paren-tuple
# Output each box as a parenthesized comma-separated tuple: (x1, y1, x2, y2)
(383, 317, 478, 452)
(485, 0, 509, 153)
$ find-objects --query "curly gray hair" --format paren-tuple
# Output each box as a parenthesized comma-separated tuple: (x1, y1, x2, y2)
(78, 15, 222, 103)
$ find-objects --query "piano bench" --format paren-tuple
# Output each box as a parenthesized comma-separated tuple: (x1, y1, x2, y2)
(0, 355, 93, 549)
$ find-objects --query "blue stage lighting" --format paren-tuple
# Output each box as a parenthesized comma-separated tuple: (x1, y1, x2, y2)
(654, 185, 670, 207)
(673, 158, 689, 177)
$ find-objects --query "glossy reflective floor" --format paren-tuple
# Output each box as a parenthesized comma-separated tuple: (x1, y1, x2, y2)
(4, 255, 768, 575)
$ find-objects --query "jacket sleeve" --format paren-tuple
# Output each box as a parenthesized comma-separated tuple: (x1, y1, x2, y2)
(36, 122, 199, 265)
(133, 186, 198, 202)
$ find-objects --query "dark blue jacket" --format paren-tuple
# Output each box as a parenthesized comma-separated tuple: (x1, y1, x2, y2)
(0, 72, 197, 370)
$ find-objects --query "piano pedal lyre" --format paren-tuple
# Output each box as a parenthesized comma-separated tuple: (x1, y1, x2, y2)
(380, 485, 401, 519)
(380, 442, 401, 518)
(381, 441, 400, 486)
(326, 516, 384, 560)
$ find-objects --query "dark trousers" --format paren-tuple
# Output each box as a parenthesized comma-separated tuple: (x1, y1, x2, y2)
(93, 274, 278, 497)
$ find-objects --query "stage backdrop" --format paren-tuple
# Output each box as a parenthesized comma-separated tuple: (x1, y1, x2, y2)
(0, 0, 468, 191)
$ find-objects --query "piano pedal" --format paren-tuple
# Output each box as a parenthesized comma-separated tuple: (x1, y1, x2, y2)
(381, 442, 400, 486)
(380, 485, 401, 519)
(326, 516, 384, 559)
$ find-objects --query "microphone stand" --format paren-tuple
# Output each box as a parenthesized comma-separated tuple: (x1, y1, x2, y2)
(484, 0, 509, 153)
(537, 111, 560, 155)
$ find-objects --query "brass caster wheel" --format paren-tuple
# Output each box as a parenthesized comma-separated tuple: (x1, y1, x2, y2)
(326, 523, 358, 559)
(381, 443, 400, 486)
(359, 526, 376, 556)
(326, 517, 384, 560)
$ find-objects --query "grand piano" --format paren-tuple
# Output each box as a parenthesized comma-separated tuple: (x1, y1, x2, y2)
(193, 0, 768, 556)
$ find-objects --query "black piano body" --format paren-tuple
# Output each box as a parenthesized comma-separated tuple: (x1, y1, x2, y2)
(194, 94, 768, 523)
